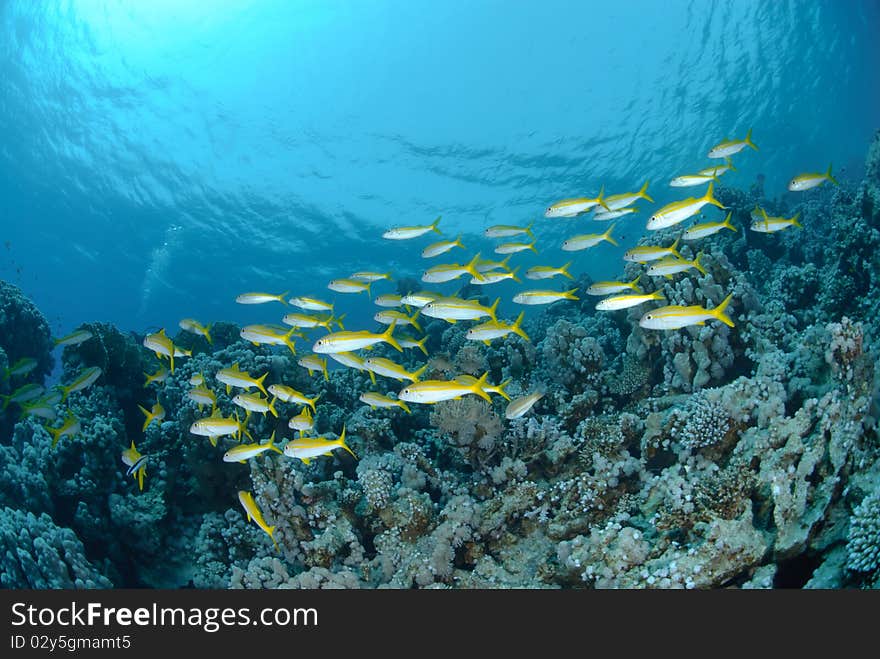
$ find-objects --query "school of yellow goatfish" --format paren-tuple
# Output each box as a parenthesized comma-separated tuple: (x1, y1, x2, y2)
(6, 128, 839, 549)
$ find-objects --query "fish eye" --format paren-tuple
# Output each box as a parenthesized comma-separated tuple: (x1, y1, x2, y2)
(646, 314, 653, 319)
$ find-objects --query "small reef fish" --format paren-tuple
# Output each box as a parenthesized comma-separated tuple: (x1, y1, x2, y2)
(186, 386, 216, 411)
(298, 354, 329, 380)
(422, 254, 486, 284)
(288, 296, 333, 312)
(422, 235, 465, 258)
(512, 289, 579, 305)
(525, 262, 573, 281)
(382, 216, 442, 240)
(669, 173, 719, 187)
(189, 372, 205, 386)
(173, 346, 192, 358)
(49, 411, 81, 448)
(454, 375, 511, 401)
(282, 312, 345, 331)
(707, 128, 758, 158)
(465, 311, 530, 344)
(20, 398, 57, 422)
(178, 318, 212, 344)
(639, 293, 735, 330)
(646, 254, 707, 278)
(623, 239, 682, 263)
(240, 324, 299, 354)
(121, 441, 148, 491)
(593, 206, 639, 221)
(1, 383, 44, 409)
(58, 366, 102, 401)
(603, 181, 653, 211)
(288, 407, 315, 433)
(224, 433, 283, 463)
(470, 267, 521, 285)
(585, 274, 642, 296)
(235, 292, 289, 305)
(374, 309, 421, 331)
(138, 401, 166, 432)
(144, 367, 169, 387)
(363, 357, 428, 383)
(352, 271, 391, 282)
(359, 392, 411, 413)
(53, 329, 93, 348)
(326, 352, 377, 384)
(544, 187, 609, 217)
(596, 291, 665, 311)
(421, 297, 499, 323)
(485, 224, 533, 239)
(328, 278, 372, 296)
(401, 291, 440, 307)
(313, 322, 402, 353)
(647, 182, 726, 230)
(505, 391, 545, 419)
(398, 372, 493, 404)
(4, 357, 37, 379)
(238, 491, 279, 551)
(682, 212, 737, 240)
(375, 294, 406, 308)
(267, 384, 321, 412)
(190, 409, 250, 446)
(751, 208, 803, 233)
(475, 255, 512, 273)
(397, 334, 429, 356)
(215, 363, 269, 396)
(697, 158, 735, 177)
(232, 392, 279, 418)
(283, 426, 357, 465)
(562, 224, 618, 251)
(143, 329, 176, 373)
(788, 164, 838, 192)
(494, 240, 537, 255)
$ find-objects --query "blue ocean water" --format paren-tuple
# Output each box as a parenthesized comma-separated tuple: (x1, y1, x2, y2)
(2, 0, 878, 338)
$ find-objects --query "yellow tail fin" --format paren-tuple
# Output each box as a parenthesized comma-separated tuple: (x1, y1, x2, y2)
(692, 252, 707, 276)
(528, 241, 538, 254)
(255, 372, 268, 395)
(603, 223, 618, 246)
(465, 252, 485, 282)
(431, 216, 442, 234)
(703, 181, 726, 210)
(596, 184, 610, 211)
(525, 222, 534, 239)
(710, 293, 735, 327)
(337, 426, 358, 459)
(470, 372, 493, 403)
(790, 212, 803, 229)
(495, 378, 512, 402)
(415, 336, 428, 356)
(826, 163, 838, 185)
(408, 309, 422, 333)
(204, 324, 213, 344)
(411, 363, 429, 382)
(628, 273, 642, 291)
(668, 237, 682, 259)
(510, 266, 521, 283)
(560, 261, 574, 280)
(511, 311, 530, 342)
(639, 179, 654, 203)
(382, 320, 402, 352)
(722, 212, 737, 232)
(488, 297, 500, 322)
(745, 128, 758, 151)
(563, 287, 580, 301)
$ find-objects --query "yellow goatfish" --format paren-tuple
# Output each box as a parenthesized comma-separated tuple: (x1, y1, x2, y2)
(525, 262, 573, 281)
(398, 372, 493, 404)
(224, 433, 283, 463)
(788, 163, 838, 192)
(465, 311, 530, 344)
(53, 329, 93, 347)
(235, 291, 289, 305)
(268, 384, 321, 412)
(422, 235, 465, 258)
(422, 253, 486, 283)
(288, 407, 315, 434)
(475, 254, 512, 273)
(282, 312, 344, 331)
(138, 401, 166, 432)
(298, 354, 329, 380)
(2, 383, 44, 410)
(669, 173, 719, 188)
(397, 334, 429, 356)
(505, 392, 545, 419)
(283, 426, 357, 465)
(238, 491, 279, 551)
(683, 212, 737, 240)
(485, 224, 533, 239)
(179, 318, 212, 344)
(48, 410, 81, 448)
(144, 367, 169, 387)
(232, 392, 279, 418)
(593, 206, 639, 221)
(189, 372, 205, 386)
(326, 352, 376, 384)
(494, 240, 537, 255)
(585, 274, 642, 296)
(121, 441, 148, 491)
(707, 128, 758, 158)
(639, 293, 735, 330)
(215, 363, 268, 395)
(190, 409, 250, 446)
(545, 186, 609, 217)
(288, 296, 333, 312)
(382, 216, 442, 240)
(374, 309, 421, 331)
(4, 357, 38, 379)
(470, 266, 520, 286)
(698, 158, 735, 177)
(647, 182, 726, 230)
(328, 278, 372, 296)
(313, 320, 403, 354)
(363, 358, 428, 383)
(143, 329, 176, 374)
(58, 366, 102, 401)
(603, 180, 653, 211)
(359, 392, 411, 413)
(421, 297, 499, 323)
(352, 271, 391, 282)
(512, 289, 578, 305)
(596, 291, 665, 311)
(623, 238, 682, 263)
(454, 374, 511, 401)
(561, 224, 618, 251)
(374, 294, 405, 308)
(400, 291, 440, 307)
(646, 253, 707, 278)
(240, 324, 300, 354)
(186, 385, 216, 411)
(751, 208, 802, 233)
